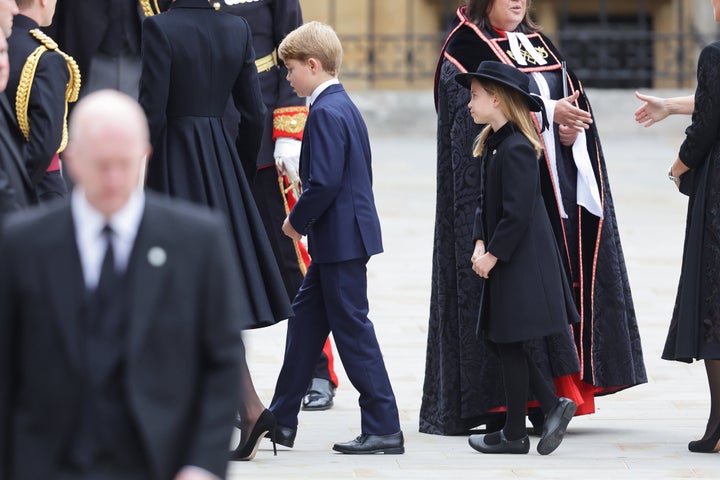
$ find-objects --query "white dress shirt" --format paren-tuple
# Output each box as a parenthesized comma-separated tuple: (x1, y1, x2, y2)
(309, 77, 340, 106)
(71, 188, 145, 289)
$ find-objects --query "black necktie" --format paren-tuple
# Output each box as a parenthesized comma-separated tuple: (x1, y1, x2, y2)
(96, 225, 116, 303)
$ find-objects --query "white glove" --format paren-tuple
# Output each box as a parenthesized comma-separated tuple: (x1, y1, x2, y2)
(274, 137, 301, 185)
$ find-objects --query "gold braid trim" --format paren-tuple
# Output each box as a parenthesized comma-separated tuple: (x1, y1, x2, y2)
(15, 44, 45, 143)
(139, 0, 161, 16)
(16, 30, 82, 153)
(140, 0, 219, 14)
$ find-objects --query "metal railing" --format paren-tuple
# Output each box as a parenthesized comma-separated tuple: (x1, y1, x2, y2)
(336, 29, 713, 89)
(320, 0, 713, 88)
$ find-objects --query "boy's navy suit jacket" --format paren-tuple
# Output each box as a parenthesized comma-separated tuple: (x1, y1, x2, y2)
(288, 83, 383, 264)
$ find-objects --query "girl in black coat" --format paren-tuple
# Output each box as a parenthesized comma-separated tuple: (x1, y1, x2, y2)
(457, 61, 579, 455)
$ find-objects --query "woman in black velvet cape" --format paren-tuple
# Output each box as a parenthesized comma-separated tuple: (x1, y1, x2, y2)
(421, 1, 647, 435)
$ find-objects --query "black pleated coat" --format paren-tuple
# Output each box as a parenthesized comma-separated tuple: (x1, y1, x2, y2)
(139, 0, 292, 327)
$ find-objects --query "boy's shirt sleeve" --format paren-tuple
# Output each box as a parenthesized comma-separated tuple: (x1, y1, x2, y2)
(288, 108, 345, 235)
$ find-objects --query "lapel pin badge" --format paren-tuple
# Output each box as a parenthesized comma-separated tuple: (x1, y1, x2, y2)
(147, 246, 167, 267)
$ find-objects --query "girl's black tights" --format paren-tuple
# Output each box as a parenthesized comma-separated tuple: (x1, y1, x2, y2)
(497, 341, 559, 441)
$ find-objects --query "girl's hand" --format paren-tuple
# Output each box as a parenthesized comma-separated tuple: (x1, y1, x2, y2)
(470, 240, 485, 264)
(472, 252, 498, 279)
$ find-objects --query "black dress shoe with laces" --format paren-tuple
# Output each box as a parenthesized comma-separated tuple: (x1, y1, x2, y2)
(265, 424, 297, 448)
(302, 378, 336, 411)
(332, 431, 404, 454)
(468, 431, 530, 454)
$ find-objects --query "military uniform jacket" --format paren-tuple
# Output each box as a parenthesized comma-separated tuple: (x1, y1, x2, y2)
(7, 14, 69, 185)
(220, 0, 305, 168)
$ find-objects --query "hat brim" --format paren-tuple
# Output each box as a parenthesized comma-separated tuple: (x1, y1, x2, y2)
(455, 72, 544, 113)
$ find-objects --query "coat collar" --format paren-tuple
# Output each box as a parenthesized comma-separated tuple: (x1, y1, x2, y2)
(11, 14, 38, 32)
(486, 121, 519, 151)
(312, 82, 344, 105)
(170, 0, 214, 10)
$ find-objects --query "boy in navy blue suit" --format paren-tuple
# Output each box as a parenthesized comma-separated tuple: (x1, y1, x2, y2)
(268, 21, 404, 455)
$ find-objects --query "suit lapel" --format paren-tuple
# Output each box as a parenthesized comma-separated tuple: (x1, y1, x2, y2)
(126, 201, 168, 354)
(47, 205, 87, 368)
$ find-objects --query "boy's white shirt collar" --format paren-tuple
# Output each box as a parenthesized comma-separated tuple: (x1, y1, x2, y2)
(309, 78, 340, 106)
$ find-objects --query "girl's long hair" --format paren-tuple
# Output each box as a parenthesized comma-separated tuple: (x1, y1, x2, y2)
(472, 79, 543, 158)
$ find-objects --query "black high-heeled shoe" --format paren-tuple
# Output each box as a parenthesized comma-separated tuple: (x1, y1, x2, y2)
(688, 424, 720, 453)
(232, 409, 277, 461)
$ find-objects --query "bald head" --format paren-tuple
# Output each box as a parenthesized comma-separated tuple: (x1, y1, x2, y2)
(64, 90, 151, 217)
(69, 89, 149, 145)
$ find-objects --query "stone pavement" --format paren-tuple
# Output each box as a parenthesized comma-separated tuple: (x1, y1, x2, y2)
(230, 89, 719, 479)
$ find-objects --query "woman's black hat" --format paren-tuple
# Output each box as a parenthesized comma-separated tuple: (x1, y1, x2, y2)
(455, 60, 545, 114)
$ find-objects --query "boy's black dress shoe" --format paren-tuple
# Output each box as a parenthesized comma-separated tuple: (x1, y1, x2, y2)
(302, 378, 335, 411)
(537, 397, 577, 455)
(332, 431, 404, 454)
(265, 424, 297, 448)
(468, 431, 530, 454)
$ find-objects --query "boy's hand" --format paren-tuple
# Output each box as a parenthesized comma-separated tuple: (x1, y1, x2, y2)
(472, 252, 498, 279)
(282, 216, 302, 241)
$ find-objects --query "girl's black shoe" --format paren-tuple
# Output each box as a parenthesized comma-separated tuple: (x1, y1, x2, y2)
(232, 409, 277, 461)
(688, 424, 720, 453)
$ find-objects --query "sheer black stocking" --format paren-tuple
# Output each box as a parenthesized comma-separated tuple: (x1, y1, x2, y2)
(701, 359, 720, 440)
(237, 338, 267, 447)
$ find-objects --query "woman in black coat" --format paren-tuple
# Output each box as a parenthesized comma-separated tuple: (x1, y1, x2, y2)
(139, 0, 292, 459)
(457, 61, 579, 455)
(661, 0, 720, 453)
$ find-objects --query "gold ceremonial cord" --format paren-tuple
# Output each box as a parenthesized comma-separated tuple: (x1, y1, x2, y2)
(16, 30, 81, 153)
(279, 176, 308, 276)
(139, 0, 161, 16)
(140, 0, 219, 15)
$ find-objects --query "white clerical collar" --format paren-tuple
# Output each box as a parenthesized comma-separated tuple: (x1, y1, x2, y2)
(309, 78, 340, 106)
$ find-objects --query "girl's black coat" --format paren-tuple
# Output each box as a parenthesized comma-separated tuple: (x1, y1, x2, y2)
(473, 123, 579, 343)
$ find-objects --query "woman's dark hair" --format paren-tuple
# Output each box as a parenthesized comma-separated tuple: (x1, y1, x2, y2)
(465, 0, 540, 33)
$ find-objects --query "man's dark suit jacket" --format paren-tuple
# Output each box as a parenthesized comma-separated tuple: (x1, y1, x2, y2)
(0, 193, 247, 480)
(288, 83, 383, 263)
(0, 92, 34, 214)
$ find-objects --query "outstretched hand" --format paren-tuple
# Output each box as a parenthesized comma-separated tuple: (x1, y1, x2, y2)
(634, 91, 669, 128)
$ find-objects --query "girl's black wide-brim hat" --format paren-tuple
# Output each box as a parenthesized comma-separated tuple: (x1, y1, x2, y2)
(455, 60, 545, 114)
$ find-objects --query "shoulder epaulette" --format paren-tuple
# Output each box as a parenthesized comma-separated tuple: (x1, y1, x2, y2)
(15, 29, 81, 153)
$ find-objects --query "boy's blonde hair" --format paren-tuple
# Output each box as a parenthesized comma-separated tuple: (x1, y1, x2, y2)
(472, 79, 543, 159)
(278, 21, 343, 76)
